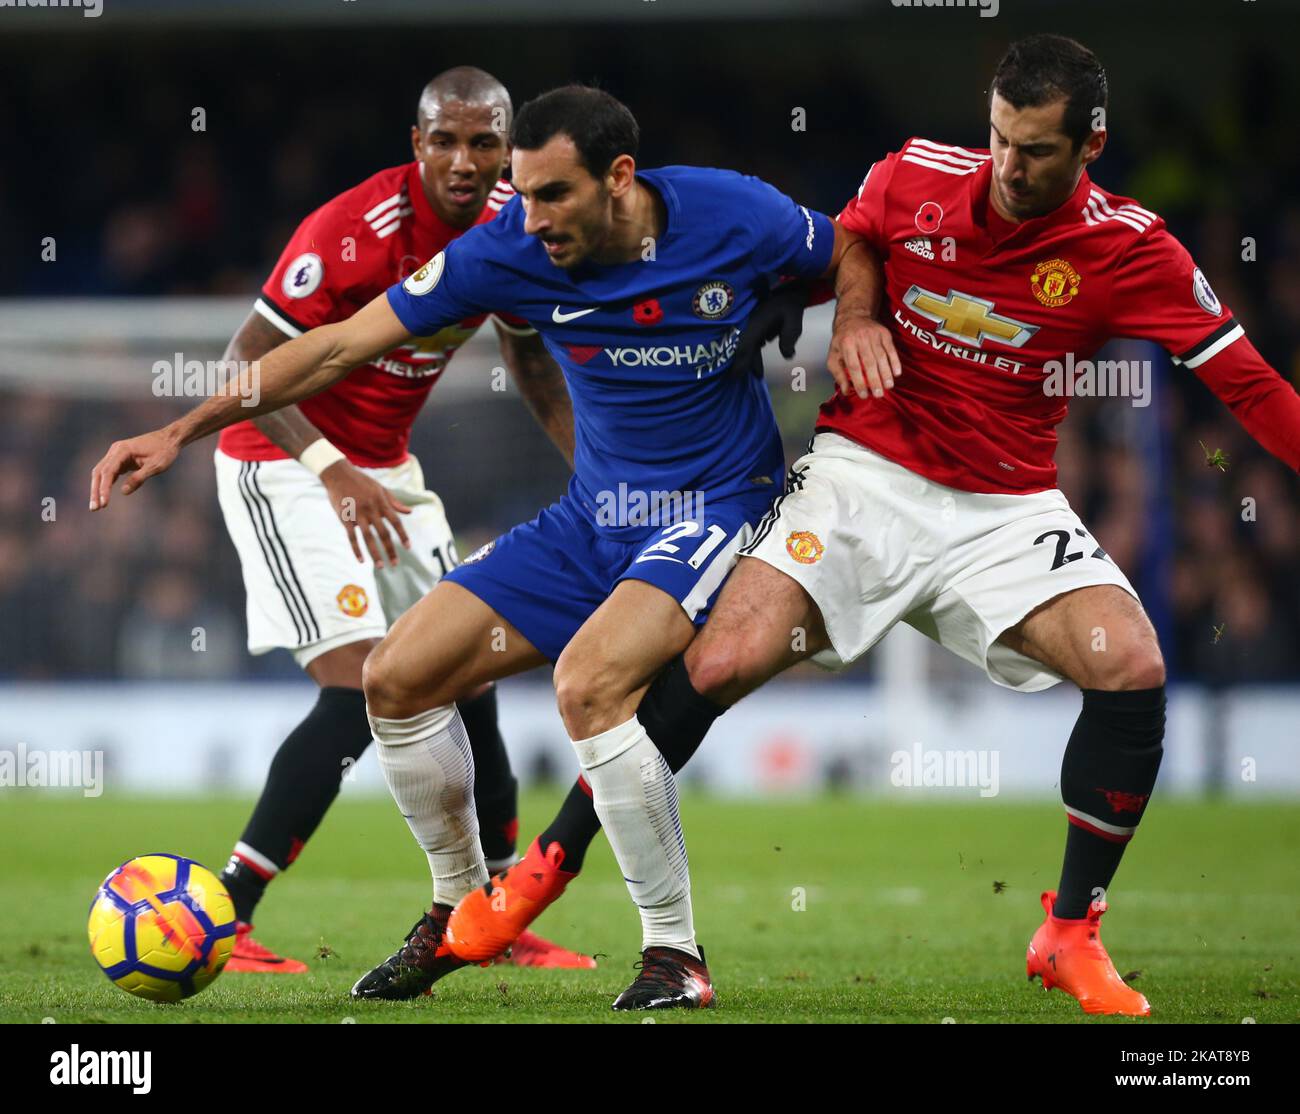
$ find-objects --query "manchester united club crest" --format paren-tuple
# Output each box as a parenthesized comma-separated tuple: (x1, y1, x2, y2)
(1030, 258, 1081, 308)
(337, 584, 369, 618)
(692, 281, 734, 319)
(785, 530, 825, 565)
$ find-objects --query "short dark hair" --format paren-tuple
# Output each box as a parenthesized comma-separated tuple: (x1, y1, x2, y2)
(990, 34, 1108, 149)
(510, 85, 640, 178)
(417, 66, 512, 132)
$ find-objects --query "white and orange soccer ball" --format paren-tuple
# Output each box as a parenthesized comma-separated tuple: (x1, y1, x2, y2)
(87, 854, 237, 1002)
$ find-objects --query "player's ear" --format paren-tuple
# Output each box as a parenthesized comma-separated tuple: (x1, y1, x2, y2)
(1080, 126, 1106, 168)
(606, 153, 636, 198)
(410, 125, 422, 160)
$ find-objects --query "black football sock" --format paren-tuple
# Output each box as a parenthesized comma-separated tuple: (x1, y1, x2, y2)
(222, 685, 372, 923)
(537, 776, 604, 873)
(538, 655, 726, 873)
(221, 859, 268, 927)
(637, 654, 728, 770)
(1053, 686, 1165, 920)
(458, 685, 519, 868)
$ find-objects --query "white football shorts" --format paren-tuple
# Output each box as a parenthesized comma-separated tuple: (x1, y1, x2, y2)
(215, 449, 458, 666)
(741, 432, 1140, 692)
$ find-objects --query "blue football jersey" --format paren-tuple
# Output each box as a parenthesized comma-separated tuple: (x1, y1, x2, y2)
(386, 165, 835, 539)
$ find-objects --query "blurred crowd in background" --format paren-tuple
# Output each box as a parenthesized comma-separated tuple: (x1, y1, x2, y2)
(2, 15, 1298, 682)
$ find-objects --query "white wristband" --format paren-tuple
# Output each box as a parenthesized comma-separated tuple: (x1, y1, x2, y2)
(299, 438, 346, 477)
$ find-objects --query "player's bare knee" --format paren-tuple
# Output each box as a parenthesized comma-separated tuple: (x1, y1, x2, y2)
(1121, 644, 1166, 690)
(362, 641, 442, 720)
(552, 653, 586, 730)
(1081, 641, 1166, 691)
(683, 640, 736, 703)
(553, 669, 605, 738)
(554, 649, 629, 737)
(360, 645, 402, 718)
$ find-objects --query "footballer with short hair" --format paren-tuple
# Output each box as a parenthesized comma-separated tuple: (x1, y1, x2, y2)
(451, 34, 1300, 1016)
(89, 83, 857, 1010)
(203, 66, 589, 976)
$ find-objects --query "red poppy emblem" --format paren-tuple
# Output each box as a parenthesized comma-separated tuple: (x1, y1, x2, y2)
(914, 202, 944, 234)
(633, 298, 663, 326)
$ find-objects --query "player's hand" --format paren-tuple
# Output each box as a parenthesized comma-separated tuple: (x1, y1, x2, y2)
(733, 281, 810, 378)
(321, 460, 412, 568)
(828, 313, 902, 400)
(89, 428, 182, 510)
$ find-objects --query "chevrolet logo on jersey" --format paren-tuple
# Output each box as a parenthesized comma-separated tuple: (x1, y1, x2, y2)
(902, 285, 1039, 349)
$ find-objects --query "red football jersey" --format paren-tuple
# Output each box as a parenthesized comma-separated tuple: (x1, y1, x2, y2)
(825, 137, 1250, 494)
(218, 163, 521, 467)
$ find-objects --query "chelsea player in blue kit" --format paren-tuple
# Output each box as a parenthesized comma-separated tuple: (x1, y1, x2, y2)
(89, 86, 861, 1010)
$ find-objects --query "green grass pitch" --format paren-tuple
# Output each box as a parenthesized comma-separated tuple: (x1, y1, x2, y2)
(0, 792, 1295, 1023)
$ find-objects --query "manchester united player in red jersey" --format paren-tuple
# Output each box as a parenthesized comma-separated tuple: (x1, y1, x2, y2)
(448, 36, 1300, 1013)
(208, 66, 590, 979)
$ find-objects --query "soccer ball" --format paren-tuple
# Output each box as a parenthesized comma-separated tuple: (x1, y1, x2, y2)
(87, 853, 237, 1002)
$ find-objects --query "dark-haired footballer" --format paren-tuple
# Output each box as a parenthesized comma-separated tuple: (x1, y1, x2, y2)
(197, 67, 589, 975)
(454, 35, 1300, 1017)
(89, 83, 864, 1010)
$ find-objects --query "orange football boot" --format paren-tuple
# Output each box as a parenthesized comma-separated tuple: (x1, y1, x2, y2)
(225, 922, 309, 973)
(446, 837, 579, 963)
(506, 929, 597, 969)
(1026, 890, 1150, 1016)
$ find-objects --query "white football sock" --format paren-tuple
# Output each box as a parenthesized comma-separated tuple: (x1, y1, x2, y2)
(573, 715, 698, 959)
(369, 703, 488, 908)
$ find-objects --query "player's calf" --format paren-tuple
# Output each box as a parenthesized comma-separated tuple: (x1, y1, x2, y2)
(553, 581, 704, 961)
(1003, 585, 1166, 927)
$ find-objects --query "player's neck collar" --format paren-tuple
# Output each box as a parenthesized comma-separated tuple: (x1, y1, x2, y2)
(972, 160, 1095, 238)
(573, 170, 676, 276)
(634, 169, 677, 246)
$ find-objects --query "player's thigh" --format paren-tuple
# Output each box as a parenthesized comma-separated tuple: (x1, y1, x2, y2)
(920, 486, 1155, 692)
(370, 459, 460, 621)
(364, 580, 547, 716)
(214, 451, 388, 657)
(553, 578, 697, 732)
(304, 637, 379, 689)
(999, 584, 1165, 691)
(727, 433, 942, 680)
(685, 555, 831, 706)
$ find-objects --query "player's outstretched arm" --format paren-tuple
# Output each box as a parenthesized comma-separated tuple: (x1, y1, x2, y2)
(225, 310, 414, 568)
(1189, 338, 1300, 473)
(89, 294, 412, 510)
(827, 222, 900, 400)
(495, 322, 576, 469)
